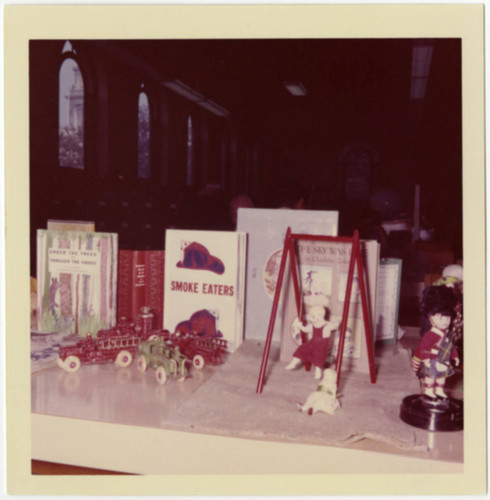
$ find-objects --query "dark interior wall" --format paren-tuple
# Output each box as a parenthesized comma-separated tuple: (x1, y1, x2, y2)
(29, 40, 258, 272)
(30, 41, 60, 174)
(29, 38, 462, 275)
(257, 39, 462, 231)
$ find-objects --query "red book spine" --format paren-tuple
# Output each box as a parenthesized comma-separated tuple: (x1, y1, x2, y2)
(145, 251, 165, 329)
(131, 251, 147, 321)
(117, 250, 146, 322)
(117, 250, 132, 322)
(117, 250, 165, 326)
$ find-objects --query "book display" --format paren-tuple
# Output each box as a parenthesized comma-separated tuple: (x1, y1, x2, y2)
(117, 250, 165, 328)
(36, 229, 118, 336)
(7, 9, 483, 490)
(163, 229, 247, 352)
(29, 218, 466, 482)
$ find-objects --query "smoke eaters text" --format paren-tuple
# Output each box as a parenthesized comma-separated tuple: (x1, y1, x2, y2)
(170, 280, 235, 297)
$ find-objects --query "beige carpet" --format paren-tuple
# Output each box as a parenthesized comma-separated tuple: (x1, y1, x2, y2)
(164, 340, 431, 451)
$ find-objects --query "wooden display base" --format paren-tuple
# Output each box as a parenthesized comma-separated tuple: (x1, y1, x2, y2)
(400, 394, 463, 432)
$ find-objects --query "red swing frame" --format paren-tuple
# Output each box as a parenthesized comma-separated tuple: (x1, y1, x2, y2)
(256, 228, 377, 394)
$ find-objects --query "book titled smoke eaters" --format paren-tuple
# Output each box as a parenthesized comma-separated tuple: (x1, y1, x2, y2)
(163, 229, 246, 352)
(117, 250, 165, 328)
(36, 229, 118, 336)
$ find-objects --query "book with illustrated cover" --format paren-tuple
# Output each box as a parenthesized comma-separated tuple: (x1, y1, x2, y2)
(236, 208, 339, 345)
(117, 250, 165, 328)
(36, 230, 118, 336)
(279, 238, 380, 374)
(163, 229, 246, 352)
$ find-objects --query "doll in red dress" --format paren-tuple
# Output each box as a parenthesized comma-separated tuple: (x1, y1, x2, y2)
(412, 285, 460, 399)
(285, 305, 339, 379)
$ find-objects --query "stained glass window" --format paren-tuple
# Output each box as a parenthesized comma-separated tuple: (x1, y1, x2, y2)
(137, 90, 151, 179)
(59, 57, 84, 169)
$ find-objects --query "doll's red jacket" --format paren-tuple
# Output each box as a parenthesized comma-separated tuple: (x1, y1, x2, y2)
(414, 327, 458, 362)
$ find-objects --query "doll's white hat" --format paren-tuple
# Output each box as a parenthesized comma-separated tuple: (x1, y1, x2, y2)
(442, 264, 463, 282)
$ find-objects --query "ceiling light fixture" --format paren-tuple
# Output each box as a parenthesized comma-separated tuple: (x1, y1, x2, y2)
(198, 99, 230, 117)
(411, 45, 433, 78)
(164, 80, 204, 102)
(410, 43, 433, 100)
(164, 80, 230, 116)
(93, 44, 230, 118)
(284, 82, 308, 96)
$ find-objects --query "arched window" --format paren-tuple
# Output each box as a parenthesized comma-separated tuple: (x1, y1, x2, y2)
(58, 44, 84, 169)
(186, 114, 194, 186)
(137, 88, 151, 179)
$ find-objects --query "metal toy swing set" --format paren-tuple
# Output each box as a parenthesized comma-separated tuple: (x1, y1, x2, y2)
(256, 228, 377, 394)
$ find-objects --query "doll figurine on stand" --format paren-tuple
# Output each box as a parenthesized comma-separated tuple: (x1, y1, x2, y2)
(400, 285, 463, 431)
(285, 305, 339, 379)
(412, 285, 459, 399)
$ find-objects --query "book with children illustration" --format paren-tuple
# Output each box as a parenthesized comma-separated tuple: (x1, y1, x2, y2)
(279, 237, 380, 374)
(36, 229, 118, 336)
(236, 208, 339, 345)
(163, 229, 247, 352)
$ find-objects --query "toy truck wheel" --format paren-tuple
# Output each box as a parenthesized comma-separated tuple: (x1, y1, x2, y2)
(155, 366, 167, 385)
(193, 354, 205, 370)
(136, 355, 148, 372)
(115, 350, 133, 368)
(63, 355, 81, 373)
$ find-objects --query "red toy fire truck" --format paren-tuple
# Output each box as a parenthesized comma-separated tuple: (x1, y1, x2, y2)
(163, 332, 228, 369)
(56, 307, 159, 372)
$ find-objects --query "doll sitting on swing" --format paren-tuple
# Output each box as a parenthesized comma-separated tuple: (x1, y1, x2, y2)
(286, 304, 340, 379)
(411, 284, 460, 400)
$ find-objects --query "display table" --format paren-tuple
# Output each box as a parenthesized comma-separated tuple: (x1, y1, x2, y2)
(31, 327, 464, 480)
